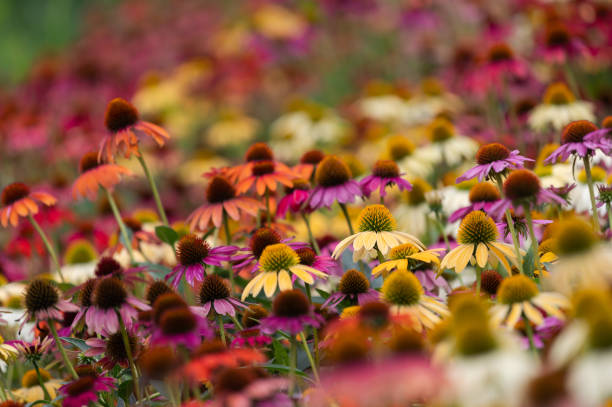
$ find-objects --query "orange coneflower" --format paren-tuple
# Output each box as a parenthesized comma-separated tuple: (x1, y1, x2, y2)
(235, 160, 295, 196)
(72, 152, 132, 201)
(99, 97, 169, 163)
(226, 142, 294, 183)
(0, 182, 56, 227)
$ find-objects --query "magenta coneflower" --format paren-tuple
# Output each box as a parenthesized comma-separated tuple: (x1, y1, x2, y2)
(545, 120, 612, 163)
(231, 328, 273, 348)
(449, 182, 501, 222)
(309, 155, 362, 209)
(70, 278, 96, 331)
(151, 305, 212, 348)
(85, 328, 140, 370)
(360, 160, 412, 198)
(85, 277, 150, 334)
(295, 246, 340, 277)
(324, 269, 379, 308)
(196, 274, 246, 317)
(21, 279, 78, 331)
(456, 143, 532, 183)
(538, 23, 589, 64)
(166, 234, 237, 288)
(58, 366, 115, 407)
(93, 256, 142, 287)
(584, 116, 612, 145)
(277, 179, 312, 218)
(261, 289, 322, 335)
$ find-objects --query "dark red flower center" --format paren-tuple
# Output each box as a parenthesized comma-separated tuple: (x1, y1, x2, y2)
(251, 161, 275, 176)
(104, 98, 139, 133)
(65, 376, 95, 396)
(80, 279, 97, 307)
(300, 150, 325, 165)
(249, 227, 281, 259)
(372, 160, 400, 178)
(106, 331, 137, 362)
(200, 274, 231, 303)
(273, 289, 310, 318)
(145, 281, 174, 306)
(153, 293, 188, 323)
(79, 152, 101, 173)
(176, 234, 210, 266)
(93, 278, 127, 309)
(95, 256, 123, 278)
(159, 308, 197, 335)
(476, 143, 511, 165)
(206, 176, 236, 203)
(487, 43, 514, 63)
(25, 279, 59, 313)
(469, 183, 501, 203)
(245, 143, 274, 162)
(315, 156, 352, 187)
(562, 120, 598, 144)
(1, 182, 30, 206)
(546, 24, 571, 48)
(296, 247, 316, 266)
(504, 169, 541, 201)
(339, 269, 370, 295)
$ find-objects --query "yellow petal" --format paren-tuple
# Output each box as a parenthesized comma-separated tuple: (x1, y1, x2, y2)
(278, 270, 292, 291)
(523, 301, 544, 326)
(505, 303, 523, 328)
(263, 272, 278, 298)
(290, 265, 315, 284)
(475, 243, 488, 268)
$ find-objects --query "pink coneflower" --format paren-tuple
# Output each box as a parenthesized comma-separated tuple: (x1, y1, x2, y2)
(166, 234, 236, 288)
(85, 328, 140, 370)
(196, 274, 246, 317)
(324, 269, 379, 308)
(70, 278, 96, 331)
(456, 143, 532, 183)
(21, 279, 79, 331)
(309, 155, 362, 209)
(583, 116, 612, 145)
(295, 246, 340, 277)
(187, 176, 263, 231)
(261, 289, 322, 335)
(0, 183, 56, 228)
(206, 367, 290, 407)
(151, 305, 212, 348)
(58, 366, 115, 407)
(360, 160, 412, 198)
(84, 277, 150, 334)
(537, 23, 590, 64)
(98, 98, 169, 163)
(276, 179, 312, 218)
(449, 182, 501, 223)
(545, 120, 612, 163)
(93, 256, 143, 287)
(72, 152, 132, 201)
(468, 42, 528, 94)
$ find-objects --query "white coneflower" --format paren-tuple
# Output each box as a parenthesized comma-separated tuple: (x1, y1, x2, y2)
(528, 82, 595, 133)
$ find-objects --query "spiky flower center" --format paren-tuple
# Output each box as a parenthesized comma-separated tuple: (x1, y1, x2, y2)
(65, 376, 95, 396)
(80, 279, 97, 307)
(372, 160, 400, 178)
(105, 98, 139, 133)
(428, 118, 454, 142)
(498, 275, 539, 304)
(469, 182, 500, 203)
(405, 179, 431, 205)
(22, 369, 50, 388)
(152, 293, 188, 323)
(260, 243, 299, 272)
(206, 176, 236, 203)
(288, 178, 310, 192)
(339, 269, 370, 295)
(251, 160, 275, 176)
(389, 243, 420, 260)
(480, 270, 503, 295)
(602, 116, 612, 129)
(273, 289, 310, 318)
(25, 279, 59, 314)
(249, 227, 281, 259)
(556, 218, 597, 255)
(1, 182, 30, 206)
(562, 120, 598, 144)
(598, 185, 612, 204)
(106, 332, 137, 362)
(545, 24, 570, 47)
(245, 142, 274, 162)
(300, 150, 325, 165)
(543, 83, 575, 105)
(381, 270, 423, 306)
(295, 247, 316, 266)
(457, 210, 498, 245)
(93, 278, 127, 309)
(503, 169, 541, 201)
(138, 346, 177, 379)
(475, 143, 511, 165)
(200, 274, 230, 303)
(315, 155, 352, 187)
(242, 304, 269, 328)
(387, 135, 415, 161)
(145, 281, 174, 305)
(358, 301, 390, 329)
(79, 152, 100, 173)
(176, 234, 210, 266)
(215, 367, 256, 394)
(95, 256, 123, 277)
(487, 43, 514, 62)
(160, 308, 197, 335)
(357, 204, 396, 232)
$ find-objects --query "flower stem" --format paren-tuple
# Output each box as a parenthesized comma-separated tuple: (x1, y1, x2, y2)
(289, 337, 297, 398)
(523, 204, 541, 274)
(493, 174, 524, 274)
(607, 203, 612, 232)
(300, 331, 319, 382)
(338, 203, 354, 235)
(582, 156, 601, 233)
(523, 315, 537, 354)
(217, 314, 227, 345)
(222, 211, 235, 295)
(118, 314, 141, 401)
(136, 153, 169, 226)
(475, 266, 482, 296)
(32, 360, 52, 401)
(302, 213, 321, 255)
(27, 214, 64, 283)
(48, 322, 78, 379)
(103, 187, 135, 264)
(434, 213, 450, 252)
(230, 314, 243, 330)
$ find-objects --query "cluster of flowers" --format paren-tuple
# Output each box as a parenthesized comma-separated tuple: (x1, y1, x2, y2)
(1, 0, 612, 406)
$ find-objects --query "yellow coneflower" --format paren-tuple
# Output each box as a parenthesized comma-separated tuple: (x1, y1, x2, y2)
(440, 210, 523, 275)
(332, 205, 425, 262)
(372, 242, 443, 278)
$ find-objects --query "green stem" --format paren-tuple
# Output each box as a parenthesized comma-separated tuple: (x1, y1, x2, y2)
(376, 248, 385, 264)
(118, 314, 141, 401)
(222, 211, 235, 295)
(230, 314, 243, 330)
(607, 204, 612, 232)
(300, 332, 320, 382)
(49, 322, 78, 379)
(103, 188, 135, 265)
(32, 361, 52, 401)
(217, 314, 227, 345)
(475, 267, 482, 296)
(136, 153, 169, 226)
(305, 283, 313, 303)
(582, 156, 601, 233)
(0, 375, 7, 401)
(27, 214, 64, 283)
(523, 315, 537, 354)
(523, 205, 541, 274)
(338, 203, 354, 235)
(302, 214, 321, 255)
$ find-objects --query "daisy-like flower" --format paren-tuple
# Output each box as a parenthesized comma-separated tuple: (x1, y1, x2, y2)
(58, 366, 115, 407)
(528, 83, 595, 132)
(241, 243, 327, 300)
(372, 242, 443, 278)
(187, 175, 263, 231)
(10, 336, 53, 364)
(196, 274, 246, 317)
(85, 277, 150, 334)
(545, 120, 612, 163)
(235, 159, 295, 196)
(332, 204, 425, 262)
(21, 279, 78, 330)
(151, 303, 212, 348)
(456, 143, 532, 183)
(584, 116, 612, 145)
(490, 275, 569, 328)
(360, 160, 412, 198)
(276, 178, 311, 218)
(475, 42, 528, 93)
(0, 182, 56, 227)
(166, 234, 236, 288)
(324, 269, 379, 307)
(14, 368, 63, 403)
(72, 152, 132, 201)
(85, 328, 140, 370)
(260, 289, 322, 335)
(449, 182, 501, 222)
(293, 149, 325, 180)
(380, 270, 449, 331)
(440, 210, 523, 274)
(418, 117, 478, 167)
(295, 246, 340, 277)
(99, 97, 169, 163)
(226, 142, 295, 183)
(309, 155, 362, 209)
(205, 367, 290, 407)
(538, 22, 589, 64)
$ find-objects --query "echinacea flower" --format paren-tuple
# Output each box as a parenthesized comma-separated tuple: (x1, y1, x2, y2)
(236, 159, 295, 196)
(276, 178, 311, 218)
(380, 270, 448, 331)
(21, 278, 78, 330)
(360, 160, 412, 198)
(196, 274, 246, 317)
(584, 116, 612, 145)
(309, 155, 362, 209)
(85, 328, 140, 370)
(58, 366, 115, 407)
(151, 303, 212, 348)
(241, 243, 327, 300)
(440, 210, 523, 274)
(99, 97, 169, 163)
(72, 152, 132, 201)
(456, 143, 532, 183)
(324, 269, 379, 307)
(13, 368, 63, 403)
(10, 336, 54, 363)
(166, 234, 236, 288)
(372, 242, 443, 278)
(293, 149, 325, 180)
(0, 183, 56, 227)
(539, 22, 589, 64)
(449, 182, 501, 222)
(187, 176, 263, 231)
(295, 246, 340, 277)
(419, 117, 478, 167)
(261, 289, 322, 335)
(473, 42, 528, 93)
(226, 142, 294, 183)
(528, 83, 595, 132)
(332, 204, 425, 262)
(490, 275, 569, 328)
(545, 120, 612, 163)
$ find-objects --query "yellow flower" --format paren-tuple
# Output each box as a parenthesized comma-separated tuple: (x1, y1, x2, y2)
(372, 242, 443, 278)
(13, 369, 62, 403)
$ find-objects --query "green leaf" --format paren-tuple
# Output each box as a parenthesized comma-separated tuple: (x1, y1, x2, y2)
(136, 262, 172, 279)
(60, 337, 90, 351)
(260, 363, 308, 378)
(155, 225, 179, 246)
(272, 339, 289, 366)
